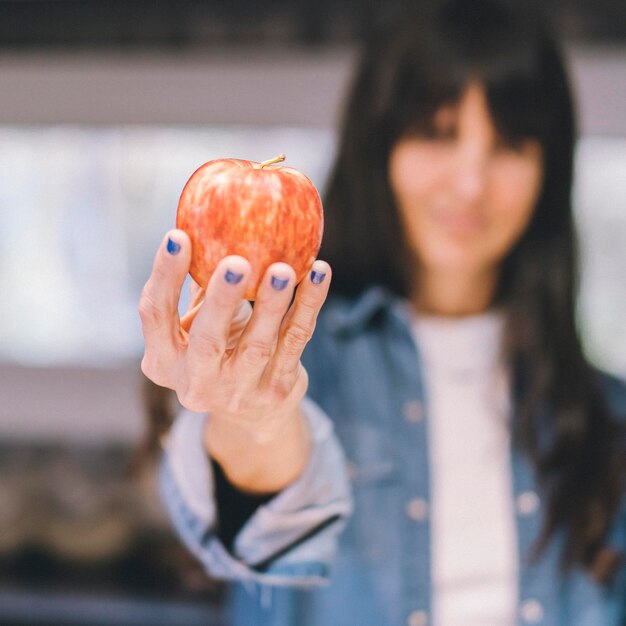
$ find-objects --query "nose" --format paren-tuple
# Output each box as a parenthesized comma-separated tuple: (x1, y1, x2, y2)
(452, 145, 489, 204)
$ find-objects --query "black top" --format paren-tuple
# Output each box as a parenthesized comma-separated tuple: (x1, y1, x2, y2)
(211, 457, 276, 553)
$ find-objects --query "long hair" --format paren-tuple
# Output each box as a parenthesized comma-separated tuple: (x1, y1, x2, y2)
(321, 0, 625, 572)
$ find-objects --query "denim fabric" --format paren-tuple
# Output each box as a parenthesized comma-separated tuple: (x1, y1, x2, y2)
(161, 287, 626, 626)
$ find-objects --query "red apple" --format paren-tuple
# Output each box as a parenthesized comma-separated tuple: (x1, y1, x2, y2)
(176, 154, 324, 301)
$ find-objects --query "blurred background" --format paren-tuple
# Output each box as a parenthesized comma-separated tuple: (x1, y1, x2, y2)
(0, 1, 624, 624)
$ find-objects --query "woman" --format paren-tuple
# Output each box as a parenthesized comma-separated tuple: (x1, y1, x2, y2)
(139, 0, 626, 624)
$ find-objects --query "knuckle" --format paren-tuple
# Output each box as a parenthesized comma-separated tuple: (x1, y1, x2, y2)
(264, 383, 290, 406)
(178, 386, 208, 413)
(272, 358, 299, 380)
(190, 330, 223, 360)
(141, 355, 172, 389)
(296, 297, 319, 323)
(282, 323, 312, 355)
(271, 358, 307, 386)
(138, 290, 164, 328)
(225, 395, 249, 417)
(239, 340, 273, 365)
(264, 363, 308, 404)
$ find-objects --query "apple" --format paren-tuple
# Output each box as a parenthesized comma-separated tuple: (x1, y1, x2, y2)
(176, 154, 324, 301)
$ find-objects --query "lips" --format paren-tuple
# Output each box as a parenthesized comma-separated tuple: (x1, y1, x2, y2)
(430, 206, 486, 236)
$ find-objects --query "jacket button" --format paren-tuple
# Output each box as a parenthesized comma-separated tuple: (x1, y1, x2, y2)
(520, 599, 543, 623)
(516, 491, 540, 516)
(404, 400, 424, 423)
(406, 498, 428, 522)
(407, 610, 428, 626)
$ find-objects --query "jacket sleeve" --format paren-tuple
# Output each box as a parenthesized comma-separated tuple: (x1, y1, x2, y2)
(159, 396, 353, 587)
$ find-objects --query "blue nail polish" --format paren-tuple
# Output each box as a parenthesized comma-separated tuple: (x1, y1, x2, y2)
(224, 269, 244, 285)
(271, 276, 289, 291)
(167, 237, 181, 255)
(311, 270, 326, 285)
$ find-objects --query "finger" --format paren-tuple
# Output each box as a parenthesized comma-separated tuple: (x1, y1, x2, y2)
(268, 260, 331, 382)
(226, 300, 253, 350)
(189, 279, 205, 310)
(183, 298, 251, 344)
(186, 255, 252, 378)
(180, 281, 206, 333)
(230, 263, 297, 391)
(180, 301, 202, 333)
(139, 230, 191, 380)
(182, 283, 254, 349)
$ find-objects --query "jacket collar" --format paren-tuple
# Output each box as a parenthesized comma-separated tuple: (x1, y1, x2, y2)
(324, 286, 411, 336)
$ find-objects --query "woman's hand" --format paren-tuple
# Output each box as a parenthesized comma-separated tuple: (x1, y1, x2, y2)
(139, 229, 332, 492)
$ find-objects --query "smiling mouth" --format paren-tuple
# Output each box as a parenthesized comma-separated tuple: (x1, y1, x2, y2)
(432, 208, 485, 235)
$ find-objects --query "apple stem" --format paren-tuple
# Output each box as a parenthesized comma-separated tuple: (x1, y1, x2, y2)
(259, 154, 286, 169)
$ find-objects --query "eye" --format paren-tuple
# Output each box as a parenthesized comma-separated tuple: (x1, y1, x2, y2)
(430, 124, 456, 142)
(403, 103, 459, 142)
(429, 106, 458, 141)
(404, 119, 457, 142)
(494, 134, 533, 154)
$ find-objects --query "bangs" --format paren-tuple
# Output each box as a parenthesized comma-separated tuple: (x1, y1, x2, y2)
(375, 0, 566, 149)
(483, 43, 560, 145)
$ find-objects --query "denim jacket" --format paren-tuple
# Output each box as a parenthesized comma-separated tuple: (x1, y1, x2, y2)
(160, 287, 626, 626)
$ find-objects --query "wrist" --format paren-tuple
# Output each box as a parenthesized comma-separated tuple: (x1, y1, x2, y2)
(205, 403, 303, 453)
(205, 406, 311, 493)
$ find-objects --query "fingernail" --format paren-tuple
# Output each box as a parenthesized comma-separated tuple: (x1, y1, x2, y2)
(271, 276, 289, 291)
(224, 269, 244, 285)
(167, 237, 181, 255)
(311, 270, 326, 285)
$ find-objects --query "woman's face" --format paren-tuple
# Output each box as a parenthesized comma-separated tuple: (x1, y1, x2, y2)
(388, 82, 544, 285)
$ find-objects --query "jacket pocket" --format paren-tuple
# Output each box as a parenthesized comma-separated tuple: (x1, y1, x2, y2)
(339, 423, 401, 488)
(337, 423, 402, 565)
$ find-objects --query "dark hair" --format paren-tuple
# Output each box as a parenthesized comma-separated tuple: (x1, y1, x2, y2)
(321, 0, 625, 573)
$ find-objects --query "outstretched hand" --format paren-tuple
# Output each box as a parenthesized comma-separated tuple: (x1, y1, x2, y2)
(139, 229, 331, 441)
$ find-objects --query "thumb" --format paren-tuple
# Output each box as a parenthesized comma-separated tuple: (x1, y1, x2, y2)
(146, 229, 191, 313)
(139, 229, 192, 353)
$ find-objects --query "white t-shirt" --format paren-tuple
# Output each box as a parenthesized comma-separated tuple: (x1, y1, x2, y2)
(411, 311, 518, 626)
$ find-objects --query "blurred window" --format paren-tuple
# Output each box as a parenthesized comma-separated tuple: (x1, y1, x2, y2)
(574, 136, 626, 376)
(0, 128, 624, 377)
(0, 125, 335, 365)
